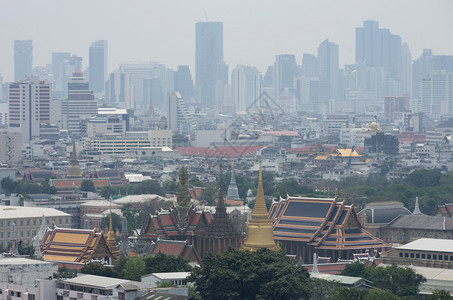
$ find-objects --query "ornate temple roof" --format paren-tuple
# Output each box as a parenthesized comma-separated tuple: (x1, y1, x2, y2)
(40, 227, 115, 265)
(148, 239, 200, 262)
(269, 196, 388, 250)
(145, 208, 212, 239)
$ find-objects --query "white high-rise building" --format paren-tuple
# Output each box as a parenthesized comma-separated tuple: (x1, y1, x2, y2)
(8, 77, 51, 143)
(421, 70, 453, 119)
(167, 92, 194, 134)
(61, 71, 98, 137)
(231, 65, 261, 113)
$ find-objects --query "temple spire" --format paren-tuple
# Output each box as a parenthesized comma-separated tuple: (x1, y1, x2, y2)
(252, 161, 269, 219)
(413, 197, 422, 215)
(242, 161, 280, 251)
(107, 197, 115, 242)
(218, 163, 225, 210)
(67, 138, 82, 178)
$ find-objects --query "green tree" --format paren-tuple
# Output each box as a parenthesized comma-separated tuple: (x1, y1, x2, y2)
(129, 180, 164, 196)
(405, 169, 441, 187)
(1, 176, 17, 195)
(123, 257, 146, 281)
(53, 266, 77, 279)
(274, 179, 313, 198)
(429, 289, 453, 300)
(310, 278, 339, 300)
(200, 185, 218, 205)
(188, 248, 311, 300)
(341, 261, 367, 278)
(163, 179, 178, 194)
(100, 185, 120, 199)
(364, 264, 425, 297)
(100, 213, 122, 233)
(144, 252, 192, 274)
(81, 180, 96, 192)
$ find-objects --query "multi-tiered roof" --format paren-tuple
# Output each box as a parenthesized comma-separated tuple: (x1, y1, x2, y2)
(269, 196, 387, 251)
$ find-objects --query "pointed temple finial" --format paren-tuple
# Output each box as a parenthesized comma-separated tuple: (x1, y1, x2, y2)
(107, 197, 115, 242)
(218, 161, 225, 210)
(242, 161, 280, 251)
(334, 186, 339, 202)
(312, 253, 319, 273)
(177, 164, 191, 207)
(67, 137, 82, 178)
(252, 161, 269, 219)
(413, 196, 422, 215)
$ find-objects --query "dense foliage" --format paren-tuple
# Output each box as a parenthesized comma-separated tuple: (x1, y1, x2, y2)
(188, 248, 311, 300)
(81, 253, 192, 281)
(341, 262, 426, 297)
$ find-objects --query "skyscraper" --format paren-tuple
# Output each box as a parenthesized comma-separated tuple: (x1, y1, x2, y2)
(174, 65, 195, 101)
(89, 40, 108, 95)
(421, 70, 453, 119)
(8, 77, 51, 143)
(52, 52, 71, 94)
(318, 39, 340, 103)
(355, 20, 403, 95)
(61, 71, 98, 137)
(14, 40, 33, 82)
(231, 65, 261, 112)
(195, 22, 227, 107)
(273, 54, 297, 102)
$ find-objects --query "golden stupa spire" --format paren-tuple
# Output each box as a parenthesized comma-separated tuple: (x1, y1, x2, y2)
(242, 161, 280, 251)
(252, 162, 270, 219)
(107, 198, 115, 242)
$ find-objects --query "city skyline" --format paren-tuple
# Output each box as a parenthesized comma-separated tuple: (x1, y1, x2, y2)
(1, 0, 452, 82)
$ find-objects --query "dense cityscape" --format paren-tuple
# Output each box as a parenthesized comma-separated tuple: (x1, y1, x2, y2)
(0, 1, 453, 299)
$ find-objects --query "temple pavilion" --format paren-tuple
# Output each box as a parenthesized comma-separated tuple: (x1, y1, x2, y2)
(269, 194, 389, 263)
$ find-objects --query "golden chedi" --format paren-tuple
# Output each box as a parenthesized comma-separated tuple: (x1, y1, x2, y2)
(242, 162, 280, 251)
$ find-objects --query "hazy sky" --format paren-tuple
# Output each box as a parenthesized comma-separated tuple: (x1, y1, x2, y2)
(1, 0, 452, 82)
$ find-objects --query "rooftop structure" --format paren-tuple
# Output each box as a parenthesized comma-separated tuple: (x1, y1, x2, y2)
(269, 195, 388, 263)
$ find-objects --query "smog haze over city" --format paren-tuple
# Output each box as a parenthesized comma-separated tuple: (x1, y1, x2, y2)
(1, 0, 452, 81)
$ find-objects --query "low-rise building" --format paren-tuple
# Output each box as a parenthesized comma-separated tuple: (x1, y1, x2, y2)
(0, 206, 70, 249)
(382, 238, 453, 269)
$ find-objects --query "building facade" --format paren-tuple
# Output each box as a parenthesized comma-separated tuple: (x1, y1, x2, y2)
(195, 22, 227, 107)
(14, 40, 33, 82)
(89, 40, 108, 95)
(8, 77, 51, 143)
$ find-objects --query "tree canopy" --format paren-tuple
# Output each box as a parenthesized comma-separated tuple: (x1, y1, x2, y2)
(188, 248, 311, 300)
(341, 262, 426, 297)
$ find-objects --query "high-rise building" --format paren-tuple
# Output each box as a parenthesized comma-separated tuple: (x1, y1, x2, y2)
(143, 78, 163, 112)
(195, 22, 227, 107)
(412, 50, 453, 99)
(89, 40, 108, 95)
(231, 65, 261, 112)
(174, 65, 195, 101)
(355, 20, 404, 96)
(421, 70, 453, 119)
(273, 54, 297, 102)
(167, 92, 194, 134)
(318, 39, 340, 103)
(52, 52, 71, 94)
(14, 40, 33, 82)
(301, 53, 319, 78)
(61, 71, 98, 137)
(109, 70, 133, 109)
(400, 43, 412, 95)
(8, 77, 51, 143)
